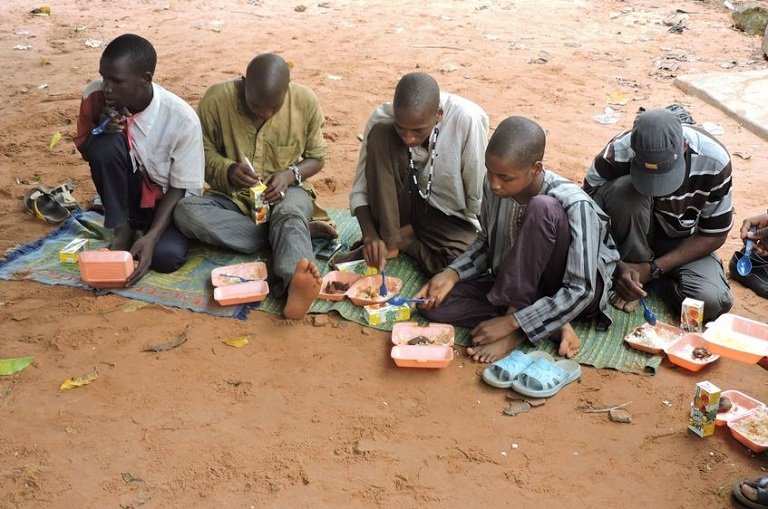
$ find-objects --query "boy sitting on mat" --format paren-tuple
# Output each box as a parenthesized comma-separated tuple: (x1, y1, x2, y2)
(416, 116, 620, 363)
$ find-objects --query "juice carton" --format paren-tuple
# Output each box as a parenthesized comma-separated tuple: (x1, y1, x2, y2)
(688, 380, 721, 437)
(59, 238, 90, 263)
(681, 297, 704, 333)
(364, 302, 410, 326)
(334, 259, 378, 276)
(249, 183, 270, 224)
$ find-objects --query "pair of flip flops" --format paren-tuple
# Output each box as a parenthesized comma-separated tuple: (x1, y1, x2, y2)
(482, 350, 581, 398)
(22, 184, 77, 224)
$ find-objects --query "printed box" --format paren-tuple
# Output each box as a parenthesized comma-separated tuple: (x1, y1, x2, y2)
(334, 259, 378, 275)
(364, 302, 410, 326)
(688, 380, 721, 437)
(681, 297, 704, 333)
(249, 183, 270, 224)
(59, 238, 90, 263)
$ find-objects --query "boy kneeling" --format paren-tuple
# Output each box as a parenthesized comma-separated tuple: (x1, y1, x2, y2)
(416, 117, 620, 362)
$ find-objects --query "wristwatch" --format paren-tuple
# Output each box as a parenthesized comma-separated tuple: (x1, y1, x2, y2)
(649, 260, 664, 279)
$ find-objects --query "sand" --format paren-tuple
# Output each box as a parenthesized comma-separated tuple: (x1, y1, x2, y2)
(1, 0, 768, 507)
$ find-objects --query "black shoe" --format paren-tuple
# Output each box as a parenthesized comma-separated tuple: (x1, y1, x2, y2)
(729, 250, 768, 299)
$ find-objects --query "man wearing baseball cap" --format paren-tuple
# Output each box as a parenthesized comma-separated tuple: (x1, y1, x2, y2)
(583, 107, 733, 321)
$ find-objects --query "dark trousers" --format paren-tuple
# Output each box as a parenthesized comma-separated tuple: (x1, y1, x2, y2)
(364, 120, 478, 275)
(87, 133, 188, 273)
(422, 195, 601, 332)
(590, 175, 733, 321)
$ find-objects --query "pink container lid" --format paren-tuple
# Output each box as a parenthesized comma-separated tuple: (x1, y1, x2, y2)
(716, 390, 766, 427)
(391, 322, 455, 346)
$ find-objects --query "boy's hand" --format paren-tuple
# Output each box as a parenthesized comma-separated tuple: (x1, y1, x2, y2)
(362, 237, 388, 271)
(263, 170, 293, 205)
(613, 261, 647, 303)
(100, 106, 129, 134)
(415, 268, 459, 311)
(127, 233, 157, 287)
(227, 163, 261, 189)
(741, 212, 768, 256)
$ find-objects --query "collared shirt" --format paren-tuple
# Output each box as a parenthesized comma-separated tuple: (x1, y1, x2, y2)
(349, 92, 489, 229)
(75, 80, 205, 195)
(449, 170, 620, 344)
(198, 79, 327, 215)
(584, 125, 733, 238)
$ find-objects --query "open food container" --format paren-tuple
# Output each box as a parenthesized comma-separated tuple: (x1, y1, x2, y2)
(78, 250, 134, 288)
(211, 262, 268, 287)
(346, 275, 403, 306)
(716, 390, 765, 427)
(317, 270, 362, 301)
(211, 261, 269, 305)
(390, 322, 455, 368)
(623, 322, 684, 355)
(663, 333, 719, 372)
(703, 313, 768, 364)
(727, 407, 768, 453)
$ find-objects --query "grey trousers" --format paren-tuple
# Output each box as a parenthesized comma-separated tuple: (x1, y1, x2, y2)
(590, 175, 733, 320)
(173, 186, 313, 297)
(364, 120, 478, 275)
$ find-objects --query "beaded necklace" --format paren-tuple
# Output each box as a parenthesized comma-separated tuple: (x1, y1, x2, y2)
(409, 126, 439, 201)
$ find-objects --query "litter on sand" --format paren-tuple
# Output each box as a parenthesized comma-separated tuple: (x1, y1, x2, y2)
(593, 107, 620, 125)
(0, 356, 34, 376)
(60, 367, 98, 390)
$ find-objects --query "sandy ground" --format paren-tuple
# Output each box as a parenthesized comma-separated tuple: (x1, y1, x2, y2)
(2, 0, 768, 507)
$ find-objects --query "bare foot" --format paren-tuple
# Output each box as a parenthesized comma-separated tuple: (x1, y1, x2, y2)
(465, 331, 526, 363)
(309, 220, 338, 239)
(110, 223, 134, 251)
(331, 246, 364, 267)
(741, 483, 760, 503)
(284, 258, 322, 320)
(330, 244, 399, 268)
(609, 291, 639, 313)
(556, 323, 580, 358)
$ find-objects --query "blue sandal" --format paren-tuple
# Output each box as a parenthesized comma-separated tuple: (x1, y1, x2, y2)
(510, 357, 581, 398)
(482, 350, 555, 389)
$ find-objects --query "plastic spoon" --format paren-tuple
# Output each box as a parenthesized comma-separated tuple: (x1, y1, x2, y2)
(737, 227, 756, 277)
(91, 117, 111, 136)
(379, 267, 387, 297)
(639, 297, 657, 326)
(387, 296, 428, 306)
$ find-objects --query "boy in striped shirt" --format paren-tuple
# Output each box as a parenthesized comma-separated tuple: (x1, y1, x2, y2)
(584, 108, 733, 321)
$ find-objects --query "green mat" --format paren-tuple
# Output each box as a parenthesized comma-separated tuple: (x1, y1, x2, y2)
(0, 208, 668, 374)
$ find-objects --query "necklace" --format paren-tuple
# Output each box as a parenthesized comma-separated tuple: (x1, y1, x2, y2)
(409, 126, 439, 201)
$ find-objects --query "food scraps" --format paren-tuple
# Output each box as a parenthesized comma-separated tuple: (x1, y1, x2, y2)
(324, 280, 349, 294)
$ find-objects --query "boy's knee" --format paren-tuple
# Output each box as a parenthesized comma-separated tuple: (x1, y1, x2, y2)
(679, 280, 733, 321)
(87, 133, 128, 166)
(151, 243, 187, 273)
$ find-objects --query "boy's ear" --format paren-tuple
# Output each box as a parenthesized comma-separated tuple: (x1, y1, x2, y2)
(532, 160, 544, 174)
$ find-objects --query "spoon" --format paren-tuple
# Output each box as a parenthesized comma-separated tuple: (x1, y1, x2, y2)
(387, 296, 428, 306)
(639, 297, 657, 326)
(736, 227, 756, 277)
(379, 267, 387, 297)
(91, 117, 111, 136)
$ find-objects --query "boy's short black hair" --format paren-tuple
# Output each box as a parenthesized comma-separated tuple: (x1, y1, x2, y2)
(487, 116, 546, 168)
(393, 72, 440, 115)
(101, 33, 157, 75)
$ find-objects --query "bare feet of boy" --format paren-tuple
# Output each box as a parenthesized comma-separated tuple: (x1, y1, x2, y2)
(284, 258, 322, 320)
(609, 292, 638, 313)
(309, 220, 338, 239)
(110, 223, 134, 251)
(556, 323, 580, 358)
(465, 331, 525, 363)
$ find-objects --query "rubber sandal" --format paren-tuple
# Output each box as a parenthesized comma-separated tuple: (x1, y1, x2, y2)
(48, 183, 78, 210)
(510, 357, 582, 398)
(23, 189, 45, 215)
(733, 477, 768, 509)
(32, 192, 70, 224)
(482, 350, 555, 389)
